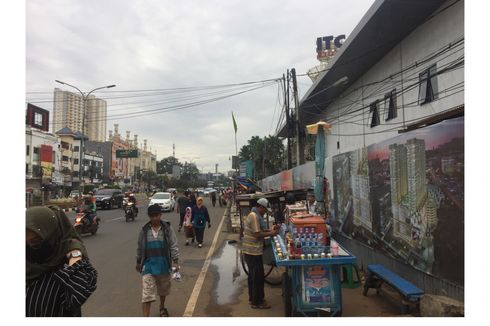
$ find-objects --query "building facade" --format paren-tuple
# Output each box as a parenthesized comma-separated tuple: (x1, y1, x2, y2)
(274, 0, 464, 299)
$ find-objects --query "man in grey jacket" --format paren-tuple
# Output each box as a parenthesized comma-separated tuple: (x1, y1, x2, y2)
(136, 204, 179, 317)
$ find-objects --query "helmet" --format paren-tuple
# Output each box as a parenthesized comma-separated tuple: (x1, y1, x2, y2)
(257, 198, 271, 212)
(147, 204, 162, 215)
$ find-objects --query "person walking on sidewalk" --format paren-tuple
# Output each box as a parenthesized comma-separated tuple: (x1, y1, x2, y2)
(136, 204, 180, 317)
(176, 191, 191, 232)
(242, 198, 280, 309)
(191, 197, 211, 248)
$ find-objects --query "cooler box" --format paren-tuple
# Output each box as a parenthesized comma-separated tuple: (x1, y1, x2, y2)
(289, 216, 327, 236)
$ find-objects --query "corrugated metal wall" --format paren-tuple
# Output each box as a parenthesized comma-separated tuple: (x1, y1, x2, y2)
(335, 232, 464, 302)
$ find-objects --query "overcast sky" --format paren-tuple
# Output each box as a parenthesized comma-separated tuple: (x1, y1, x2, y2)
(26, 0, 375, 173)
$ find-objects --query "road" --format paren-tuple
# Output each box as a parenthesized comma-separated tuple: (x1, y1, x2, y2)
(70, 196, 229, 317)
(64, 195, 401, 317)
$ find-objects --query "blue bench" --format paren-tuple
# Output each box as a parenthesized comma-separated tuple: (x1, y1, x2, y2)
(363, 264, 424, 314)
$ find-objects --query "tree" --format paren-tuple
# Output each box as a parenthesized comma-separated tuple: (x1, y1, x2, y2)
(238, 135, 285, 179)
(157, 156, 182, 174)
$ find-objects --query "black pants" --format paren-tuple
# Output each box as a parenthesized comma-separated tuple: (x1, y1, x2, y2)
(244, 253, 265, 305)
(194, 227, 205, 244)
(179, 211, 185, 227)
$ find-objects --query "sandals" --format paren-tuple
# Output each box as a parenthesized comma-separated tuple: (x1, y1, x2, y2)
(159, 307, 169, 317)
(251, 302, 271, 309)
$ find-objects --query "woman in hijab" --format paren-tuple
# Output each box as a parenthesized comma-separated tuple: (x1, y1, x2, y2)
(26, 205, 97, 317)
(183, 206, 195, 246)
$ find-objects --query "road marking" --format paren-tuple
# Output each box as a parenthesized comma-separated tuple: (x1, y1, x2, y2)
(107, 217, 123, 222)
(182, 212, 226, 317)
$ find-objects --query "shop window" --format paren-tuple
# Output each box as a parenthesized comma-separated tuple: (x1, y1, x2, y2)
(74, 146, 79, 152)
(385, 89, 397, 121)
(370, 100, 380, 128)
(419, 64, 438, 104)
(74, 159, 79, 165)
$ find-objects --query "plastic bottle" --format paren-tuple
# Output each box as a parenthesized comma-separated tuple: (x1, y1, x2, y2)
(330, 240, 339, 256)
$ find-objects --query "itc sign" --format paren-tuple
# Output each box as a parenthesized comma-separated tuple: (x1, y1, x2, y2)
(316, 35, 346, 62)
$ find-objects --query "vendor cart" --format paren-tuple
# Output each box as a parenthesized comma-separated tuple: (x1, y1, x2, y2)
(272, 233, 356, 317)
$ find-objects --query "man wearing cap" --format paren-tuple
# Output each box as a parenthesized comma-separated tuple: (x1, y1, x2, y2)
(242, 198, 280, 309)
(136, 204, 179, 317)
(307, 191, 318, 215)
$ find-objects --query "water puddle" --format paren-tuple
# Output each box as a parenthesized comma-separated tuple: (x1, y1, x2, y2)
(210, 240, 246, 306)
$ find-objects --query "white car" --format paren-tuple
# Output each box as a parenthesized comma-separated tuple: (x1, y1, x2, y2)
(203, 188, 217, 196)
(149, 192, 174, 212)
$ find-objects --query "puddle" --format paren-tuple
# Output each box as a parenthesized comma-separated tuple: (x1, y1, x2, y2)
(210, 241, 247, 306)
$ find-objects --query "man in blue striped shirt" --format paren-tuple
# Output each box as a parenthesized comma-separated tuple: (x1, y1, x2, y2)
(136, 204, 179, 317)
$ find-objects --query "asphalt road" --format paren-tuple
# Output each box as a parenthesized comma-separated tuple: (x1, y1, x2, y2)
(69, 196, 227, 317)
(64, 196, 402, 317)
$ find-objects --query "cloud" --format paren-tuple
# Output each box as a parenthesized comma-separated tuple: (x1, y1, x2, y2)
(26, 0, 375, 172)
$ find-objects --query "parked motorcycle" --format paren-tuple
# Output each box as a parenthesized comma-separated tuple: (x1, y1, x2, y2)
(74, 206, 100, 235)
(124, 201, 137, 222)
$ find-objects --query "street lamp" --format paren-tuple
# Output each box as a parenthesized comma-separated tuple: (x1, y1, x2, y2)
(55, 80, 116, 195)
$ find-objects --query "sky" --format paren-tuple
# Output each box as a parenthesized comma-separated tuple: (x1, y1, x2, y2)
(26, 0, 375, 173)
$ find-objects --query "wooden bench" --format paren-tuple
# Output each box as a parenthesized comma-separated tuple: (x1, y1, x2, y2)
(363, 264, 424, 314)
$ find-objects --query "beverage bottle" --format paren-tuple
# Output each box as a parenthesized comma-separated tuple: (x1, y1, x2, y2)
(331, 240, 339, 256)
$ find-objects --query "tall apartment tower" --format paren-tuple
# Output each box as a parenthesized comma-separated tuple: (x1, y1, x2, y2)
(86, 95, 107, 142)
(53, 88, 83, 134)
(53, 88, 107, 141)
(406, 138, 427, 212)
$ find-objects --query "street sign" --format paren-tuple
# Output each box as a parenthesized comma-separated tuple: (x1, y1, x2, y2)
(116, 149, 139, 158)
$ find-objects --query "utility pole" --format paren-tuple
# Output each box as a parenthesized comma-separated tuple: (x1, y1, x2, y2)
(291, 68, 304, 166)
(283, 73, 292, 169)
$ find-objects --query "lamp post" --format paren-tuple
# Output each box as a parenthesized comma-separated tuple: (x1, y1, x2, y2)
(55, 80, 116, 195)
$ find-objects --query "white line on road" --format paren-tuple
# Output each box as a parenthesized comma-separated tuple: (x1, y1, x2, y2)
(106, 217, 123, 222)
(182, 212, 226, 317)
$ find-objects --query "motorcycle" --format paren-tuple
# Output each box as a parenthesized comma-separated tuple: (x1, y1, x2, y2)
(124, 201, 137, 222)
(74, 206, 100, 235)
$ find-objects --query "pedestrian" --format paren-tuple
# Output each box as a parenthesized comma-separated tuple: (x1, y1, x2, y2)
(136, 204, 180, 317)
(211, 190, 217, 207)
(242, 198, 279, 309)
(176, 191, 191, 232)
(183, 206, 195, 245)
(26, 205, 97, 317)
(306, 190, 318, 215)
(191, 197, 211, 248)
(189, 191, 197, 207)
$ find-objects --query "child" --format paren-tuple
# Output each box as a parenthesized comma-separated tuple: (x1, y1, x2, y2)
(183, 207, 195, 246)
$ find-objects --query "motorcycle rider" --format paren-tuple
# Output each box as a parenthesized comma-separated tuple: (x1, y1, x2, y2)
(128, 192, 139, 215)
(81, 195, 96, 225)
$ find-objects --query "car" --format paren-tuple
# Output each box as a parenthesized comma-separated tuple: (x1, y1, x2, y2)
(69, 190, 81, 198)
(203, 188, 217, 196)
(94, 188, 124, 210)
(149, 192, 174, 212)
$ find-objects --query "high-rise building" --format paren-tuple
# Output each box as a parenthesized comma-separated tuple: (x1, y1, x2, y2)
(53, 88, 107, 141)
(86, 96, 107, 142)
(53, 88, 84, 134)
(406, 138, 427, 212)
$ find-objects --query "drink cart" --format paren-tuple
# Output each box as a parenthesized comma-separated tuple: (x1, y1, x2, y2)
(272, 216, 356, 317)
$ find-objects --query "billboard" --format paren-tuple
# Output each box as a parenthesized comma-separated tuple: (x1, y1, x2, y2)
(331, 116, 464, 285)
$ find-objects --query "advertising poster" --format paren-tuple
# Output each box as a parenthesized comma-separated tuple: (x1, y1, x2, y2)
(301, 266, 332, 304)
(280, 169, 293, 191)
(292, 161, 315, 190)
(331, 116, 464, 285)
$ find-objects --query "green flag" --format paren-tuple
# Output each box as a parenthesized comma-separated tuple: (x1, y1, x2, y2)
(232, 112, 237, 133)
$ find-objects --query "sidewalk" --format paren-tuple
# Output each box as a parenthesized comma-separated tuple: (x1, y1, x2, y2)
(193, 209, 408, 317)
